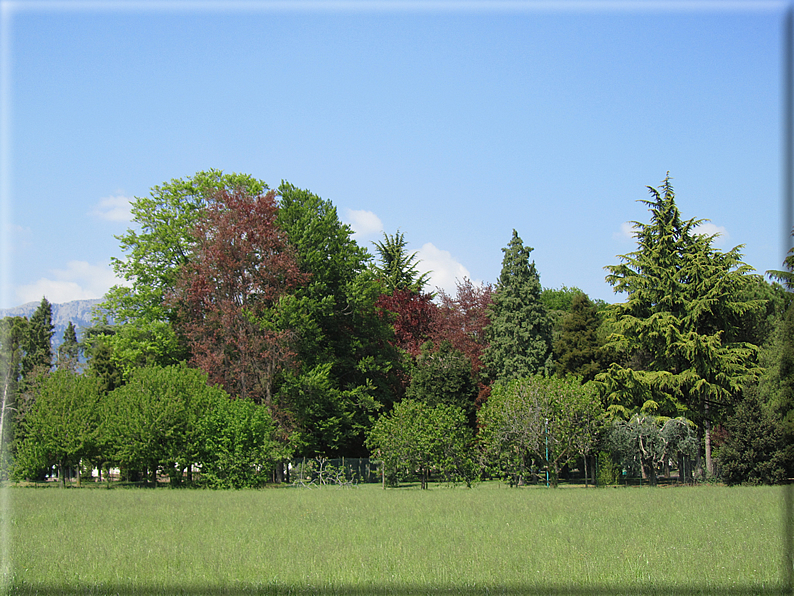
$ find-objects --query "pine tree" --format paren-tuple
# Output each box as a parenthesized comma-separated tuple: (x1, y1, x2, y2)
(20, 297, 54, 386)
(601, 175, 762, 476)
(483, 230, 552, 383)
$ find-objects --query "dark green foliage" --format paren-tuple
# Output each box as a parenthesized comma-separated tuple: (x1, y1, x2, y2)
(20, 297, 54, 385)
(483, 231, 553, 382)
(366, 399, 475, 488)
(405, 341, 478, 424)
(82, 325, 124, 394)
(56, 322, 80, 372)
(1, 316, 28, 478)
(275, 182, 394, 456)
(716, 388, 789, 485)
(553, 293, 604, 382)
(372, 230, 430, 294)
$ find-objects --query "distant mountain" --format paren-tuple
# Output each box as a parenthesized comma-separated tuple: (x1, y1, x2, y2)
(0, 298, 104, 349)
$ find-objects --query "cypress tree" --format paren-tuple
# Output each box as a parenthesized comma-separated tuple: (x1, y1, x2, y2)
(483, 230, 552, 383)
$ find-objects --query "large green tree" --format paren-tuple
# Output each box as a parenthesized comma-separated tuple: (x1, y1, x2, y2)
(483, 230, 552, 383)
(13, 370, 103, 486)
(478, 375, 602, 487)
(600, 175, 763, 476)
(366, 399, 474, 488)
(274, 183, 393, 456)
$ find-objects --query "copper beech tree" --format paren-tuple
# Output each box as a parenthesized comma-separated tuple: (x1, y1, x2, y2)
(171, 188, 306, 408)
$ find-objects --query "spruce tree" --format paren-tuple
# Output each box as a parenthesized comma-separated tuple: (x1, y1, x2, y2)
(483, 230, 552, 383)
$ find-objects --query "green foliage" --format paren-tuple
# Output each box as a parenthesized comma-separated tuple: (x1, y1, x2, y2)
(540, 285, 586, 312)
(553, 293, 605, 381)
(478, 375, 602, 486)
(405, 341, 478, 423)
(483, 230, 553, 383)
(82, 325, 124, 394)
(372, 230, 430, 294)
(595, 450, 621, 486)
(56, 322, 80, 372)
(101, 364, 223, 485)
(367, 399, 475, 488)
(715, 388, 790, 485)
(195, 392, 283, 489)
(0, 316, 26, 477)
(274, 182, 394, 456)
(599, 175, 763, 476)
(13, 370, 103, 485)
(20, 298, 54, 386)
(101, 170, 266, 326)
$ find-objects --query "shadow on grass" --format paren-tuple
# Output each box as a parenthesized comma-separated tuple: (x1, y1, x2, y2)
(5, 583, 792, 596)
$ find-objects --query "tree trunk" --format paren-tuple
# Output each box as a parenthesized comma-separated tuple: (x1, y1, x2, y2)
(704, 403, 713, 477)
(583, 455, 588, 488)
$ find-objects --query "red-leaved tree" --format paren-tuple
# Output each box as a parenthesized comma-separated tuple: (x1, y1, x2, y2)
(433, 278, 493, 406)
(171, 188, 306, 407)
(375, 289, 439, 359)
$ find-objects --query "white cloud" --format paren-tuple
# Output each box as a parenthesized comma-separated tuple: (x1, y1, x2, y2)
(415, 243, 472, 297)
(344, 209, 383, 241)
(90, 194, 133, 222)
(693, 222, 730, 246)
(613, 221, 638, 241)
(15, 261, 125, 305)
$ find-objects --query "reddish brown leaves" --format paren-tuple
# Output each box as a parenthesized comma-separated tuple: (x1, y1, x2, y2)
(171, 188, 307, 405)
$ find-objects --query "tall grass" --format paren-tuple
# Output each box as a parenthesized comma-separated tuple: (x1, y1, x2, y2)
(3, 482, 788, 595)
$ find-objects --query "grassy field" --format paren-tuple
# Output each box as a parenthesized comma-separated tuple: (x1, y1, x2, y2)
(1, 482, 790, 595)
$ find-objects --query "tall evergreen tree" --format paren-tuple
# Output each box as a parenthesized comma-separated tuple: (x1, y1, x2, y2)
(57, 322, 80, 372)
(600, 175, 762, 476)
(483, 230, 552, 383)
(20, 298, 54, 387)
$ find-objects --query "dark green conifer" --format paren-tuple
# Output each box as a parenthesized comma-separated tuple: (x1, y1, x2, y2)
(483, 230, 552, 383)
(554, 293, 604, 382)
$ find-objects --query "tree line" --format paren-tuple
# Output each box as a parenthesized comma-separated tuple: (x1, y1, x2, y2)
(1, 170, 791, 488)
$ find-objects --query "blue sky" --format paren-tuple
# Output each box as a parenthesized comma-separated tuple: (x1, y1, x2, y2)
(0, 1, 787, 310)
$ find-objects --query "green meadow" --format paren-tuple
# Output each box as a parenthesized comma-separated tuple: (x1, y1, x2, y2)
(2, 483, 789, 595)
